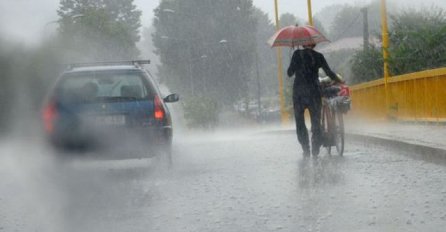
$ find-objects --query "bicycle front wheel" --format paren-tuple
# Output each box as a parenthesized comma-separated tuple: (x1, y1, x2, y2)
(333, 111, 345, 156)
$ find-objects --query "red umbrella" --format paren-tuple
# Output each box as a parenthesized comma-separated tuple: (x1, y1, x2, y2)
(268, 25, 329, 48)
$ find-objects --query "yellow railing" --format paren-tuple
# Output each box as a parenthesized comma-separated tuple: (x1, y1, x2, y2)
(350, 67, 446, 122)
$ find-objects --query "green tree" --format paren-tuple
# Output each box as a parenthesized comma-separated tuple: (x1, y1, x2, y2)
(183, 96, 219, 129)
(312, 17, 328, 40)
(139, 26, 159, 65)
(0, 41, 14, 133)
(277, 13, 300, 115)
(57, 0, 142, 61)
(350, 45, 383, 84)
(314, 4, 343, 34)
(252, 7, 277, 97)
(351, 8, 446, 83)
(0, 37, 64, 135)
(328, 2, 381, 41)
(329, 5, 363, 40)
(280, 13, 301, 27)
(389, 8, 446, 75)
(152, 0, 257, 106)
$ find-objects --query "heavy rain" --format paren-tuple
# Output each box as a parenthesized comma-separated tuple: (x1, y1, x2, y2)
(1, 0, 446, 231)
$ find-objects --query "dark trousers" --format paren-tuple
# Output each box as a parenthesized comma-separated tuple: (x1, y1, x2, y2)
(293, 96, 322, 152)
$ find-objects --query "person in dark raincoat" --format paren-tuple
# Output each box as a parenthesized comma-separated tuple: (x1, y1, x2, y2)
(287, 43, 341, 157)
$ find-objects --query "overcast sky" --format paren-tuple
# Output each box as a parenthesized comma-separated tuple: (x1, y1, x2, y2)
(1, 0, 445, 46)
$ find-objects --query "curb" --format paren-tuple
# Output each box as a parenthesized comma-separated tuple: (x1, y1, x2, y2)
(346, 133, 446, 162)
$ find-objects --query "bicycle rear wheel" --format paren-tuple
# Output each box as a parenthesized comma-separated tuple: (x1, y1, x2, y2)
(333, 111, 345, 156)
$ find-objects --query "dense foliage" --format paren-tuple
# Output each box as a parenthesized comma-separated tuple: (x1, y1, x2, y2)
(0, 39, 62, 134)
(350, 45, 383, 84)
(0, 0, 143, 135)
(152, 0, 257, 106)
(252, 8, 277, 98)
(388, 9, 446, 75)
(328, 2, 381, 41)
(351, 8, 446, 83)
(183, 96, 219, 129)
(58, 0, 142, 61)
(151, 0, 265, 127)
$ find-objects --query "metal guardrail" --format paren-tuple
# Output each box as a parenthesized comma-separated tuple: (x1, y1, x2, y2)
(349, 67, 446, 122)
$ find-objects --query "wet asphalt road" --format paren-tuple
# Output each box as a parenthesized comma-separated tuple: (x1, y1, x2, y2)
(1, 130, 446, 232)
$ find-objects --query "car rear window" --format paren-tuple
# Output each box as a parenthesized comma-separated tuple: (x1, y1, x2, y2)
(57, 70, 153, 103)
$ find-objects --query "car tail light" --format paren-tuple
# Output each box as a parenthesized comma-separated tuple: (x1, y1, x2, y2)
(42, 101, 57, 133)
(154, 95, 165, 121)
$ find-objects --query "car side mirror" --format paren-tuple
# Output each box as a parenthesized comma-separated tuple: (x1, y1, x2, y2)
(163, 93, 179, 103)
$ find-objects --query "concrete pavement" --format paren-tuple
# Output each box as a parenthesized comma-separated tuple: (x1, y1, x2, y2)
(344, 119, 446, 156)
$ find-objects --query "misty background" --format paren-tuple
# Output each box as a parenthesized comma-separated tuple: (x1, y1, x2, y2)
(0, 1, 445, 231)
(0, 0, 445, 132)
(2, 0, 446, 45)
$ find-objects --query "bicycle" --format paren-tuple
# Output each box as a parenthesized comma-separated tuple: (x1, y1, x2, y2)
(320, 82, 351, 156)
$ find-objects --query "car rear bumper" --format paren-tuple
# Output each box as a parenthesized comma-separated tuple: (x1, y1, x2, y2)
(48, 126, 172, 158)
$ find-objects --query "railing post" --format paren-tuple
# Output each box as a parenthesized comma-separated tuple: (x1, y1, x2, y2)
(436, 76, 439, 123)
(307, 0, 313, 26)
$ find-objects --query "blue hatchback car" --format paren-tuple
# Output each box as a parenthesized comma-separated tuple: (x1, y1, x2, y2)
(42, 60, 179, 160)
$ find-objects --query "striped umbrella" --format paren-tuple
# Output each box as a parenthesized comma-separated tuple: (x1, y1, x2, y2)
(268, 24, 329, 48)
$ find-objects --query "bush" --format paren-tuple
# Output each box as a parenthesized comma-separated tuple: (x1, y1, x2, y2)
(389, 9, 446, 75)
(183, 96, 219, 129)
(350, 8, 446, 83)
(350, 45, 383, 84)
